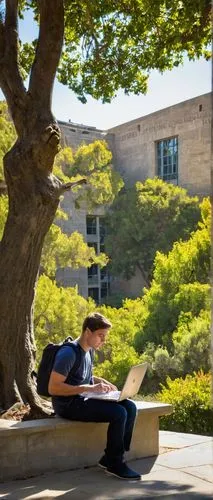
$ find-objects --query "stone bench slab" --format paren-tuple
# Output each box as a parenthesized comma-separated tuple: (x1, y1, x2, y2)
(0, 401, 172, 482)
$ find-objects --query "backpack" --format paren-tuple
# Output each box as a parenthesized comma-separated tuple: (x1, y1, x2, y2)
(36, 336, 82, 398)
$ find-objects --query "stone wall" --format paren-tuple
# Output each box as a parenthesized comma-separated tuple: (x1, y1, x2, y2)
(59, 120, 106, 150)
(107, 93, 211, 197)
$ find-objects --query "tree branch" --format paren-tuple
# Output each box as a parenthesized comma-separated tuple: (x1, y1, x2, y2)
(137, 262, 150, 289)
(58, 178, 87, 196)
(29, 0, 64, 112)
(0, 1, 26, 135)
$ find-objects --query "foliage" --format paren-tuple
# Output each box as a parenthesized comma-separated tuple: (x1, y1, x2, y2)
(34, 275, 95, 363)
(172, 309, 211, 375)
(0, 195, 8, 239)
(53, 141, 124, 209)
(41, 225, 108, 278)
(19, 1, 211, 102)
(105, 178, 200, 284)
(139, 307, 210, 392)
(134, 198, 211, 352)
(157, 372, 213, 435)
(70, 141, 124, 209)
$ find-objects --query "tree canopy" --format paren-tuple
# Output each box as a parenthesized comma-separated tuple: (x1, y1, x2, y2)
(134, 197, 211, 352)
(18, 0, 211, 103)
(105, 178, 201, 286)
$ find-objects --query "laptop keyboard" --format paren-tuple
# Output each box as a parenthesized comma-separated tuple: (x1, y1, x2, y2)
(103, 390, 120, 398)
(81, 390, 121, 399)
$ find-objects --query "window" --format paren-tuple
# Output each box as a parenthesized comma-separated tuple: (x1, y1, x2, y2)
(156, 137, 178, 181)
(101, 267, 107, 280)
(88, 287, 99, 302)
(101, 282, 108, 298)
(86, 216, 97, 235)
(88, 264, 98, 280)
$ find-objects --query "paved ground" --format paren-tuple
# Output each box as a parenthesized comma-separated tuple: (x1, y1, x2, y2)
(0, 431, 212, 500)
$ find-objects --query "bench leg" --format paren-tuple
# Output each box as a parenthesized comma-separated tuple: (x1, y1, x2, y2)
(128, 412, 159, 460)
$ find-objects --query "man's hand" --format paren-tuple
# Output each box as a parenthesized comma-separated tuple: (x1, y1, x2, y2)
(107, 382, 117, 391)
(93, 376, 118, 391)
(92, 382, 112, 393)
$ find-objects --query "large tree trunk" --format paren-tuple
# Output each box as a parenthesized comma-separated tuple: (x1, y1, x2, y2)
(0, 123, 62, 411)
(0, 0, 65, 413)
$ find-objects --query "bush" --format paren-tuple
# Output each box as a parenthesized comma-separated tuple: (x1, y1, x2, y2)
(172, 310, 210, 375)
(157, 372, 213, 436)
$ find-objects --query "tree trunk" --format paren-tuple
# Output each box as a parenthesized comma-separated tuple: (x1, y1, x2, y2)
(0, 124, 61, 412)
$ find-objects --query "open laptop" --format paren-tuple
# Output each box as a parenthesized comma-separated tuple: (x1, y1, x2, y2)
(81, 362, 148, 402)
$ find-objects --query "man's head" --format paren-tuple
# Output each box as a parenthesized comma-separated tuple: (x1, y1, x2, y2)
(82, 312, 112, 350)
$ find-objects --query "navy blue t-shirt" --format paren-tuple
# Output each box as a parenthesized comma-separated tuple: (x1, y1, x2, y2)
(52, 340, 93, 411)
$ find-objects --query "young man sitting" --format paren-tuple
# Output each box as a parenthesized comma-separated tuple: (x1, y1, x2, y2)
(48, 312, 141, 480)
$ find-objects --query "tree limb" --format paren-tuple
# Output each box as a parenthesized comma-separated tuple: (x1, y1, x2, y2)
(137, 262, 150, 289)
(58, 178, 87, 196)
(0, 1, 26, 135)
(29, 0, 64, 112)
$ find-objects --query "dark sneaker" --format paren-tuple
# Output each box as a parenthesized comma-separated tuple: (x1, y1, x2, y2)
(98, 455, 108, 469)
(106, 462, 141, 480)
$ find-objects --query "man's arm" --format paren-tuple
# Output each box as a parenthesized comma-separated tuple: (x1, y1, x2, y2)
(48, 371, 114, 396)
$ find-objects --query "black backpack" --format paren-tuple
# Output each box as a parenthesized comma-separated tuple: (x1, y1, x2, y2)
(36, 337, 82, 397)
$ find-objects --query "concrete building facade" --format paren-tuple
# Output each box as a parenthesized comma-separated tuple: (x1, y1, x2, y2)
(107, 93, 211, 197)
(57, 93, 212, 300)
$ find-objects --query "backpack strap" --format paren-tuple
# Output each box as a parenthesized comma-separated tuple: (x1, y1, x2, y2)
(63, 341, 94, 380)
(63, 341, 82, 378)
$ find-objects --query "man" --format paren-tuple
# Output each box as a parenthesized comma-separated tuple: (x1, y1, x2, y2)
(48, 312, 141, 480)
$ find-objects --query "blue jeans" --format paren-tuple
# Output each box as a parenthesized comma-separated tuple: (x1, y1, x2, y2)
(53, 396, 137, 466)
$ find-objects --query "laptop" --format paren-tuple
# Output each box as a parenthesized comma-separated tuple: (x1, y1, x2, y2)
(81, 362, 148, 402)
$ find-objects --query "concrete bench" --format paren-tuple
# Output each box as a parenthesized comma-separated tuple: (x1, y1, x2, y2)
(0, 401, 172, 482)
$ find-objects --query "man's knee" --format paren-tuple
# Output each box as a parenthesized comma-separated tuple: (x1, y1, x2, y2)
(122, 399, 137, 419)
(111, 404, 128, 424)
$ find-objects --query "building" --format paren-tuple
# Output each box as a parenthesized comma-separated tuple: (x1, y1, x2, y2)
(57, 92, 212, 300)
(107, 93, 211, 197)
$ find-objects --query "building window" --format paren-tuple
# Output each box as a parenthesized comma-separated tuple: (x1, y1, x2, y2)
(86, 216, 97, 235)
(88, 265, 98, 287)
(101, 282, 108, 299)
(88, 287, 99, 302)
(101, 266, 108, 280)
(156, 137, 178, 181)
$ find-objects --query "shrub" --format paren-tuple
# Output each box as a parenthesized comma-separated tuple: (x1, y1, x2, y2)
(172, 310, 210, 375)
(157, 372, 213, 435)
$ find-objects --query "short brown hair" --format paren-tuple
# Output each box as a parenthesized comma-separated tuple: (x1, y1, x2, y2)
(82, 312, 112, 332)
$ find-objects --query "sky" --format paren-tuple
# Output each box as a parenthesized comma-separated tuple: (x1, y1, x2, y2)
(0, 9, 211, 130)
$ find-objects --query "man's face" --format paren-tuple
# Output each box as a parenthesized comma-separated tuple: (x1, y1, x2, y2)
(86, 327, 110, 350)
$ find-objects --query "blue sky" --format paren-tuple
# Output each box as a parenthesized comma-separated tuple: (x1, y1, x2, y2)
(0, 9, 211, 130)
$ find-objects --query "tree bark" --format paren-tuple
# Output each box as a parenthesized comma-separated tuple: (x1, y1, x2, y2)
(0, 123, 63, 411)
(0, 0, 65, 413)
